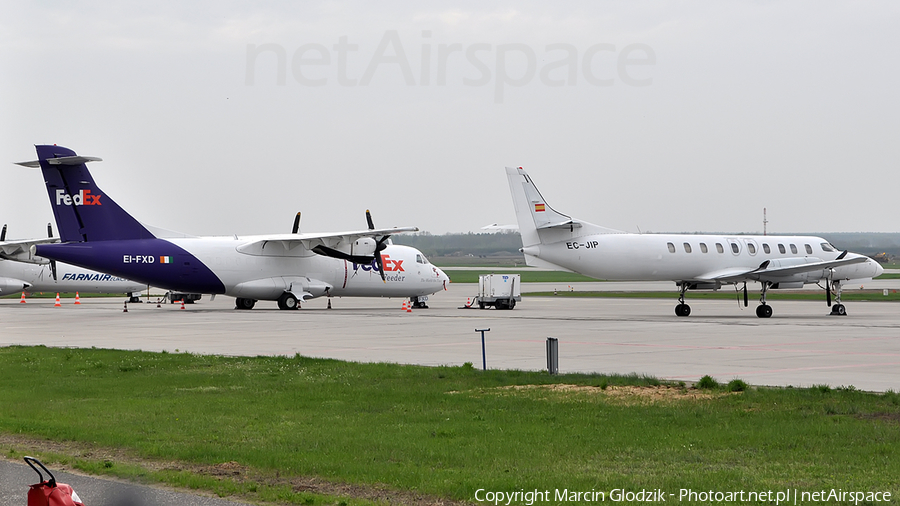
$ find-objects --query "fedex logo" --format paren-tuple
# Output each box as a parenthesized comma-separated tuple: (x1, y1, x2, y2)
(55, 189, 102, 206)
(353, 254, 405, 272)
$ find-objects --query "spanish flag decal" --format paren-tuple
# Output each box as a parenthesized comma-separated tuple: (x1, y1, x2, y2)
(160, 256, 174, 264)
(534, 203, 546, 212)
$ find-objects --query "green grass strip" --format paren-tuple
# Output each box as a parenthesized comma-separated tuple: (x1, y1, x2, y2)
(1, 347, 899, 505)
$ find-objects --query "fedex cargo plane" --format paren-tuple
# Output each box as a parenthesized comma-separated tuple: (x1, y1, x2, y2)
(18, 145, 448, 310)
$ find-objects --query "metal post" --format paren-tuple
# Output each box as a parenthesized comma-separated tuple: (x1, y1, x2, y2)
(546, 337, 558, 375)
(475, 328, 490, 370)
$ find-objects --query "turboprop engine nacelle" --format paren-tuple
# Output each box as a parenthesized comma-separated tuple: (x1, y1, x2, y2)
(351, 237, 377, 257)
(0, 277, 30, 294)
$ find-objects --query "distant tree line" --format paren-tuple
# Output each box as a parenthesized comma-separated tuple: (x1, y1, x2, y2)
(392, 231, 523, 257)
(392, 231, 900, 259)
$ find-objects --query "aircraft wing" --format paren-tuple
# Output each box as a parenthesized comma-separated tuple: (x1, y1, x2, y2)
(0, 238, 56, 264)
(701, 255, 869, 284)
(236, 227, 419, 256)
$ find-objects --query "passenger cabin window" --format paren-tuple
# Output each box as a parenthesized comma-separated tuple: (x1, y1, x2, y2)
(683, 243, 692, 253)
(805, 244, 813, 255)
(778, 244, 786, 254)
(763, 244, 770, 254)
(731, 243, 739, 254)
(821, 243, 835, 252)
(700, 243, 708, 253)
(667, 242, 676, 253)
(748, 243, 756, 254)
(716, 243, 724, 253)
(790, 244, 798, 254)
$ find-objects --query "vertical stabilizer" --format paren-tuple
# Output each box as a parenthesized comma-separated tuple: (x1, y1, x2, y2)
(505, 166, 620, 248)
(32, 145, 154, 242)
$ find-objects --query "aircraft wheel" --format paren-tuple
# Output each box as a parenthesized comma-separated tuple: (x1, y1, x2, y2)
(277, 293, 298, 310)
(756, 305, 773, 318)
(235, 297, 256, 310)
(508, 299, 516, 310)
(675, 303, 691, 317)
(831, 304, 847, 316)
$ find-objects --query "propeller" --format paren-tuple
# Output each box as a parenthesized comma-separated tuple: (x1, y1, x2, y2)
(309, 210, 392, 282)
(826, 270, 833, 307)
(312, 244, 376, 264)
(291, 212, 301, 234)
(743, 282, 748, 307)
(1, 224, 6, 242)
(47, 223, 57, 281)
(367, 210, 391, 282)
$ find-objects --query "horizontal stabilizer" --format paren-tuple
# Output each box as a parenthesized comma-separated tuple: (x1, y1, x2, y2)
(15, 156, 102, 168)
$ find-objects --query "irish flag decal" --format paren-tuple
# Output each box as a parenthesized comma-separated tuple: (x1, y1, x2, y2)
(160, 256, 174, 264)
(534, 203, 546, 212)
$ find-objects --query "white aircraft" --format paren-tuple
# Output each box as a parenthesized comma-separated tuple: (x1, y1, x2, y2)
(0, 224, 145, 298)
(505, 166, 883, 318)
(17, 145, 449, 310)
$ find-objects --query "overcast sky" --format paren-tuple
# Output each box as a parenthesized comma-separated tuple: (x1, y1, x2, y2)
(1, 2, 898, 239)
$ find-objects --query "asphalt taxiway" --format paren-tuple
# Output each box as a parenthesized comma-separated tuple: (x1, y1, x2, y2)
(2, 282, 899, 391)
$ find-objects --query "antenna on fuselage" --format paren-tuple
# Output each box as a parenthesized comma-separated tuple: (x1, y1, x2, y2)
(763, 208, 768, 236)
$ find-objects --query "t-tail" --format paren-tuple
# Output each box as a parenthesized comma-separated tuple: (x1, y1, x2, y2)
(18, 145, 154, 242)
(504, 166, 622, 249)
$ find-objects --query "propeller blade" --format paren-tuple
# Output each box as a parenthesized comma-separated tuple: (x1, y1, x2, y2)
(50, 260, 57, 281)
(826, 280, 832, 307)
(312, 245, 374, 264)
(743, 283, 748, 307)
(291, 212, 301, 234)
(47, 223, 53, 238)
(0, 224, 6, 242)
(374, 252, 386, 282)
(366, 209, 375, 230)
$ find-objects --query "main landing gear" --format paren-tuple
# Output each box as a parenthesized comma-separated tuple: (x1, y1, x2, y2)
(755, 281, 773, 318)
(277, 292, 299, 310)
(828, 279, 847, 316)
(235, 297, 256, 310)
(675, 284, 691, 317)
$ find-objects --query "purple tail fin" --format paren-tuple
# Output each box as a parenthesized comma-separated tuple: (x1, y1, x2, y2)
(34, 145, 154, 242)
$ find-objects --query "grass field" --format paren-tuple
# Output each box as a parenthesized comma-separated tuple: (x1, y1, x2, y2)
(1, 347, 899, 505)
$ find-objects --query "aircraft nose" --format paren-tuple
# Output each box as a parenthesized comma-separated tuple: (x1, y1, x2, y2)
(873, 260, 884, 278)
(436, 266, 450, 289)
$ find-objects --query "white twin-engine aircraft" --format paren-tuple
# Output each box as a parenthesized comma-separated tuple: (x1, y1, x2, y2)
(0, 224, 145, 298)
(505, 166, 883, 318)
(19, 145, 449, 310)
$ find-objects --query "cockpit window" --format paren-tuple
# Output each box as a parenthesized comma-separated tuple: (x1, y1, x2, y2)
(820, 243, 835, 252)
(417, 254, 429, 264)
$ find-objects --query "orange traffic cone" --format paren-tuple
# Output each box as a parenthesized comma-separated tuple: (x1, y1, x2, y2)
(180, 299, 185, 310)
(401, 300, 408, 312)
(123, 301, 128, 312)
(19, 292, 26, 304)
(74, 292, 81, 304)
(406, 300, 412, 313)
(54, 293, 61, 307)
(466, 297, 471, 307)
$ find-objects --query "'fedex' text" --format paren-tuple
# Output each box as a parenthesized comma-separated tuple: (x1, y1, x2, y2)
(55, 189, 102, 206)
